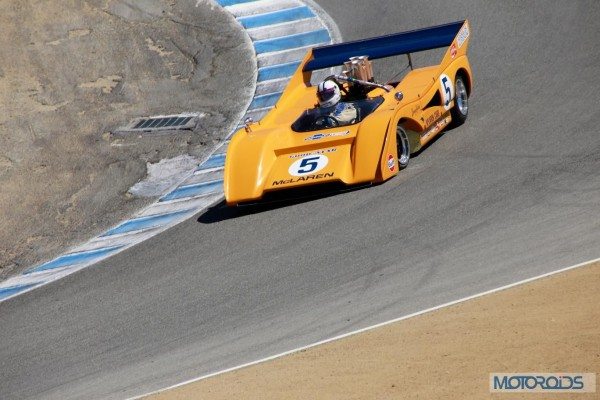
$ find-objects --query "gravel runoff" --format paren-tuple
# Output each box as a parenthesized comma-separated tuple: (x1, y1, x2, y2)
(0, 0, 255, 280)
(146, 261, 600, 400)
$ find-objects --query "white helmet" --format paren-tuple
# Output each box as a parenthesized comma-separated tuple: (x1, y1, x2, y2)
(317, 80, 341, 108)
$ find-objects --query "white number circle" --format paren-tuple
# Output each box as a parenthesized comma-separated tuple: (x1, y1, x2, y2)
(289, 155, 329, 176)
(440, 74, 454, 110)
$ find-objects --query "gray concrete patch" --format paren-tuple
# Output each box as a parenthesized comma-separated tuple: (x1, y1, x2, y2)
(128, 155, 202, 197)
(0, 0, 255, 280)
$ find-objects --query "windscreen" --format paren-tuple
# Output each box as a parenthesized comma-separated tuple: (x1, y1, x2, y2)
(292, 97, 384, 132)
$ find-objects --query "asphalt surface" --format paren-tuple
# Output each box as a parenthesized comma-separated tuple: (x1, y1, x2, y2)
(2, 1, 599, 399)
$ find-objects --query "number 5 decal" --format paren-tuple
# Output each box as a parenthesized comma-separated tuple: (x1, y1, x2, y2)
(440, 74, 454, 110)
(298, 156, 320, 174)
(289, 155, 329, 176)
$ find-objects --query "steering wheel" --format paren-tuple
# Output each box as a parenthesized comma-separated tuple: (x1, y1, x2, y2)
(314, 115, 339, 128)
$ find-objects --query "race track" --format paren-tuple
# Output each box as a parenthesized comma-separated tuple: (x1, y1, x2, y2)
(1, 1, 599, 399)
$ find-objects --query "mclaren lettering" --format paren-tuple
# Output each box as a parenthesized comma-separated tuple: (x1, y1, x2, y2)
(272, 172, 334, 186)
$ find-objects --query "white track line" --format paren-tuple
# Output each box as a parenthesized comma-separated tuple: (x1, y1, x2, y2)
(255, 77, 291, 95)
(226, 0, 300, 16)
(247, 17, 323, 41)
(129, 256, 600, 399)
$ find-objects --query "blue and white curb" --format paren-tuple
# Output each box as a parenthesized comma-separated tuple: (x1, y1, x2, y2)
(0, 0, 340, 303)
(226, 0, 341, 127)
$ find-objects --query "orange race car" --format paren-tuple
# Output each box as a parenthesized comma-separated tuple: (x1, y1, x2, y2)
(225, 20, 472, 206)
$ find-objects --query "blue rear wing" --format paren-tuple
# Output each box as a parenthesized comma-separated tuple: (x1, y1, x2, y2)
(304, 20, 465, 72)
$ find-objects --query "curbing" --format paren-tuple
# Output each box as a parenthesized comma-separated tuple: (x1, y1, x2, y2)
(0, 0, 341, 303)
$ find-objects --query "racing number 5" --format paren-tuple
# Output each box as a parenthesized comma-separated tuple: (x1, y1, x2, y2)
(441, 76, 452, 108)
(297, 156, 320, 174)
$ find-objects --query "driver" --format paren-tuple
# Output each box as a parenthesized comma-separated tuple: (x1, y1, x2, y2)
(316, 79, 358, 126)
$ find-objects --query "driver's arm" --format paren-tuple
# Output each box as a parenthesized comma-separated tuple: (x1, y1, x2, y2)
(334, 102, 358, 124)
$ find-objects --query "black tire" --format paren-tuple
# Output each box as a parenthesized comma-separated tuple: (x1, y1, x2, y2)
(449, 75, 469, 127)
(396, 126, 410, 170)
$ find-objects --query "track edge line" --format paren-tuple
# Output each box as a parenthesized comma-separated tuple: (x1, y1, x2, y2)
(127, 256, 600, 399)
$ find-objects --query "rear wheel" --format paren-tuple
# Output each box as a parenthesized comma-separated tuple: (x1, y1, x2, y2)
(450, 75, 468, 127)
(396, 126, 410, 169)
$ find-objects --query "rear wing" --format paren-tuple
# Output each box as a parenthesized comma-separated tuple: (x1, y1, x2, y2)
(303, 20, 470, 72)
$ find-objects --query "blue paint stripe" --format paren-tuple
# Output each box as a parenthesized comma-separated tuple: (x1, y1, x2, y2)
(237, 6, 315, 29)
(215, 0, 256, 6)
(0, 283, 38, 300)
(101, 209, 193, 237)
(249, 92, 283, 109)
(196, 153, 226, 171)
(254, 29, 330, 54)
(26, 245, 125, 275)
(159, 180, 223, 202)
(258, 61, 300, 81)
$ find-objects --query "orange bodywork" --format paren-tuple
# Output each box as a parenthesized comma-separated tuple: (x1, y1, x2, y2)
(225, 20, 472, 206)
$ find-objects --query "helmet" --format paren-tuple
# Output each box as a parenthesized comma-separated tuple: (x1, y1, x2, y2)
(317, 80, 341, 108)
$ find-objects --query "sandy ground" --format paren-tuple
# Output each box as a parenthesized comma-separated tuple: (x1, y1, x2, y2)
(147, 261, 599, 399)
(0, 0, 255, 280)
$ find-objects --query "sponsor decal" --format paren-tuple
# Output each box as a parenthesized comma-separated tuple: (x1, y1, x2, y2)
(457, 24, 470, 49)
(450, 43, 457, 58)
(272, 172, 335, 186)
(304, 130, 350, 141)
(421, 115, 451, 141)
(411, 104, 421, 116)
(490, 373, 596, 393)
(288, 154, 329, 176)
(289, 148, 336, 159)
(424, 110, 441, 127)
(387, 154, 395, 172)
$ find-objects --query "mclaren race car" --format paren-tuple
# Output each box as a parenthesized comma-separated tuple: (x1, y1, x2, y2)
(224, 20, 472, 206)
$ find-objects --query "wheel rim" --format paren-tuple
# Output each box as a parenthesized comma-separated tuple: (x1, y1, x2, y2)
(456, 79, 468, 116)
(397, 128, 410, 166)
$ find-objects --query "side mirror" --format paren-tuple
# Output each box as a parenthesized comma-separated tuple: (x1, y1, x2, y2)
(395, 91, 404, 102)
(244, 117, 254, 132)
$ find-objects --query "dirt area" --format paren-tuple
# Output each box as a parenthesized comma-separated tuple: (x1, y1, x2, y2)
(0, 0, 255, 279)
(148, 261, 599, 399)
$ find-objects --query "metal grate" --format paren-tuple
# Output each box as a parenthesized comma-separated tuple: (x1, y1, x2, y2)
(132, 116, 192, 130)
(115, 113, 202, 134)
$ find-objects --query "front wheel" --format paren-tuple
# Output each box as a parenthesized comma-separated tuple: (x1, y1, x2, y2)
(396, 126, 410, 169)
(450, 75, 468, 127)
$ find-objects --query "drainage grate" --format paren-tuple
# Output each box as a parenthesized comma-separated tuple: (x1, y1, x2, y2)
(115, 112, 202, 134)
(133, 116, 192, 129)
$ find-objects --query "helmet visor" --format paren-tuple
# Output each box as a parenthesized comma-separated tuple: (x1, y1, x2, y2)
(317, 87, 336, 102)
